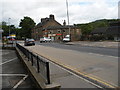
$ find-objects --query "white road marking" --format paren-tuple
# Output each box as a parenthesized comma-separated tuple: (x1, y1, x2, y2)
(48, 60, 103, 89)
(88, 53, 118, 59)
(12, 75, 28, 90)
(0, 58, 17, 66)
(0, 74, 27, 77)
(0, 74, 28, 90)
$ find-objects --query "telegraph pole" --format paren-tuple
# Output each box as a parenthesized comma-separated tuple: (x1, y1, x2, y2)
(66, 0, 69, 25)
(66, 0, 71, 41)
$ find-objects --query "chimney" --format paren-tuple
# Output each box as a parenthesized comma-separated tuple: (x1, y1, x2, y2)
(49, 14, 55, 20)
(63, 20, 66, 26)
(41, 18, 45, 22)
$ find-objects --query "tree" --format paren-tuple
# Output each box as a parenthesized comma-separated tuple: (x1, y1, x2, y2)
(19, 16, 36, 38)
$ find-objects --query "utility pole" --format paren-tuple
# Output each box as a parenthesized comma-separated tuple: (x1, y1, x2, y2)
(66, 0, 69, 26)
(66, 0, 71, 41)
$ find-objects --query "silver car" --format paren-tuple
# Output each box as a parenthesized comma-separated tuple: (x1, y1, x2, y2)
(40, 37, 51, 43)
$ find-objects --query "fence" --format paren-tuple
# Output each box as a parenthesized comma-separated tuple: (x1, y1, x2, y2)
(16, 43, 50, 84)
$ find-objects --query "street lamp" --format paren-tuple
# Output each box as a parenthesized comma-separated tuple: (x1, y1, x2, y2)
(8, 18, 11, 37)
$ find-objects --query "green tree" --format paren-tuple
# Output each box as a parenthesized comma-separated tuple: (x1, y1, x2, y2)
(19, 16, 36, 38)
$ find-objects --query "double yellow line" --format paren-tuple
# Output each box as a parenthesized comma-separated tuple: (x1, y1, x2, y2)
(28, 48, 117, 89)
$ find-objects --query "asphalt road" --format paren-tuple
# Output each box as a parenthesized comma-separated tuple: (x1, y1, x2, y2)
(1, 49, 36, 89)
(28, 42, 118, 88)
(36, 41, 118, 57)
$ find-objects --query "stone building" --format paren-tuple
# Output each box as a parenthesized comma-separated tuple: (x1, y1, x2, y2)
(32, 14, 81, 41)
(0, 28, 3, 42)
(91, 21, 120, 41)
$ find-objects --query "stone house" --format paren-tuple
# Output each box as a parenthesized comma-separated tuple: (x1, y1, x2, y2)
(0, 28, 3, 42)
(32, 14, 81, 41)
(91, 21, 120, 41)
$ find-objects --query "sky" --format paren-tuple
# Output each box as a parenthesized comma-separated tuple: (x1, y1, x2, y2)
(0, 0, 119, 27)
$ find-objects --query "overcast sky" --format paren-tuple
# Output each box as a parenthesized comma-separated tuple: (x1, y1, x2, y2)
(0, 0, 119, 27)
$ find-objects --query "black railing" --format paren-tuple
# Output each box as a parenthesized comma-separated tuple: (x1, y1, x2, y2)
(16, 43, 50, 84)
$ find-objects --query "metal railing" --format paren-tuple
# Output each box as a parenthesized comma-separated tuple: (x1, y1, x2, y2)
(16, 43, 50, 84)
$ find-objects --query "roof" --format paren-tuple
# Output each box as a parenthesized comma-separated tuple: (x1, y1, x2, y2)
(45, 26, 63, 30)
(91, 26, 120, 35)
(35, 16, 62, 29)
(91, 27, 108, 34)
(106, 26, 120, 35)
(44, 25, 79, 30)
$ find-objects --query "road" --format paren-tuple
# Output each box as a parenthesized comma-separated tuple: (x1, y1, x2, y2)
(23, 42, 118, 88)
(36, 41, 118, 57)
(1, 49, 36, 89)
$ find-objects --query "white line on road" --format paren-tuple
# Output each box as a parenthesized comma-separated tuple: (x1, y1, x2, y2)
(0, 74, 28, 90)
(0, 74, 27, 77)
(88, 53, 118, 58)
(49, 61, 103, 89)
(0, 58, 17, 66)
(12, 75, 28, 90)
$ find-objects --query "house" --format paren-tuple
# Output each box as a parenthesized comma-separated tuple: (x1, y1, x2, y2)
(32, 14, 81, 41)
(0, 28, 3, 42)
(106, 21, 120, 41)
(91, 21, 120, 41)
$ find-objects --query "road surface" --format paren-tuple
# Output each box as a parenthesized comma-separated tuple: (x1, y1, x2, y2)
(1, 49, 36, 89)
(36, 42, 118, 57)
(21, 42, 118, 88)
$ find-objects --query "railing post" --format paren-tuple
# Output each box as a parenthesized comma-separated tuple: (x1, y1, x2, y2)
(31, 52, 33, 66)
(46, 62, 50, 84)
(27, 50, 29, 61)
(37, 56, 40, 73)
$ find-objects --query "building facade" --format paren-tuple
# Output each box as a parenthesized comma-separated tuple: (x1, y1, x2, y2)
(32, 14, 81, 41)
(0, 28, 3, 42)
(91, 21, 120, 41)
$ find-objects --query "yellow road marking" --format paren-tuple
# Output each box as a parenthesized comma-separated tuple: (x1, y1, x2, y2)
(26, 47, 116, 88)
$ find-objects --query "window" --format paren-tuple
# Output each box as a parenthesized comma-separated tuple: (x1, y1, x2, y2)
(58, 30, 61, 33)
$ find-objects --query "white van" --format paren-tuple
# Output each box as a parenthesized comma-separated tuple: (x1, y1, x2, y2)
(63, 35, 70, 42)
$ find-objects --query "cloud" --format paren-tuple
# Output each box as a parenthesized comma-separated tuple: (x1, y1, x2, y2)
(0, 0, 118, 27)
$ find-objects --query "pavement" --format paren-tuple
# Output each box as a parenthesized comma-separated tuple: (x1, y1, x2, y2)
(22, 43, 118, 88)
(49, 60, 97, 88)
(66, 41, 119, 48)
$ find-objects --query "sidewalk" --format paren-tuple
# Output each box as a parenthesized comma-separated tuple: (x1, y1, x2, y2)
(66, 41, 119, 48)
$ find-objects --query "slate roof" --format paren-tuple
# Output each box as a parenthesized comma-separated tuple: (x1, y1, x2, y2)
(106, 26, 120, 35)
(91, 27, 108, 34)
(91, 26, 120, 35)
(91, 21, 120, 35)
(45, 25, 79, 30)
(35, 17, 62, 29)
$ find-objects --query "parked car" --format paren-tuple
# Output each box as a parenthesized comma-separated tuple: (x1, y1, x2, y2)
(40, 37, 51, 43)
(63, 35, 70, 42)
(24, 38, 35, 46)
